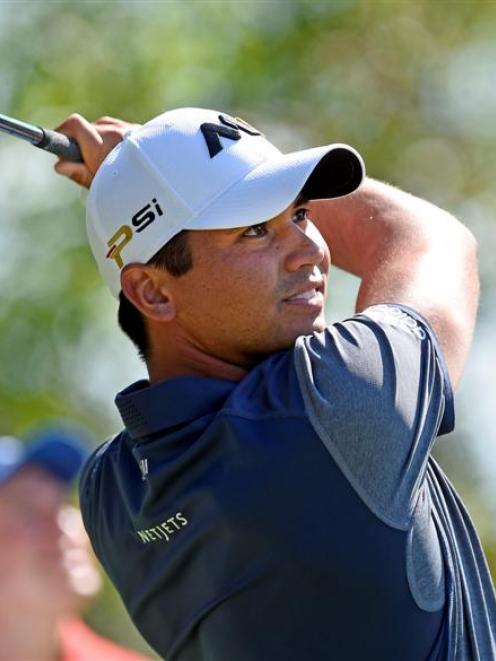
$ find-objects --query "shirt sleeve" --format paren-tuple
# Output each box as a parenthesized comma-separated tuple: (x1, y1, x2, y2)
(294, 303, 455, 529)
(78, 437, 114, 561)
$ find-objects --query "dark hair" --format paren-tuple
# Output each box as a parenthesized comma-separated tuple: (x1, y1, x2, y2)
(118, 230, 193, 360)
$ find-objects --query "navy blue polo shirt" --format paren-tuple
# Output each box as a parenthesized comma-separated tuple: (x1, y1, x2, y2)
(80, 304, 496, 660)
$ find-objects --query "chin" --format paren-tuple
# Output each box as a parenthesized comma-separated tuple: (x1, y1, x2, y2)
(299, 315, 327, 337)
(245, 317, 327, 362)
(278, 321, 325, 350)
(314, 318, 327, 333)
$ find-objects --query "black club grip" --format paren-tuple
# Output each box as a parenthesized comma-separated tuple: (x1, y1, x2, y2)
(36, 128, 83, 162)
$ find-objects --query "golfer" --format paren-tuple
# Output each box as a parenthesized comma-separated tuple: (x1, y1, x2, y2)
(55, 109, 495, 660)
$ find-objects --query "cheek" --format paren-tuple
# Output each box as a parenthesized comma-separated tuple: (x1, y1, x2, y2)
(224, 257, 281, 315)
(308, 223, 331, 273)
(189, 255, 277, 307)
(322, 245, 331, 273)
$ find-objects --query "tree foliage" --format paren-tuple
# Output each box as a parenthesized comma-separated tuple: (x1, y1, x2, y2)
(1, 0, 495, 651)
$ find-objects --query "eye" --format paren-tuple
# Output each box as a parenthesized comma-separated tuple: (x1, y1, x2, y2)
(243, 223, 268, 238)
(292, 208, 311, 223)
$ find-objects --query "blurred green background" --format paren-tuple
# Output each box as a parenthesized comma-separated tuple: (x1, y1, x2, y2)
(1, 0, 495, 655)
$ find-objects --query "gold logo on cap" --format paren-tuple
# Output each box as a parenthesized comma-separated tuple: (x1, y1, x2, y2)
(106, 226, 132, 269)
(105, 198, 164, 269)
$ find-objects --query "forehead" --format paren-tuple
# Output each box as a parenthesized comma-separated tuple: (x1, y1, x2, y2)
(0, 465, 64, 510)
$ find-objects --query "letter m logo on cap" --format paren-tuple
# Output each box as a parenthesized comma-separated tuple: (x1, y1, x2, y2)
(200, 114, 262, 158)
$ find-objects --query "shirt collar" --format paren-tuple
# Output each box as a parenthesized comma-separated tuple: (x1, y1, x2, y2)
(115, 376, 236, 440)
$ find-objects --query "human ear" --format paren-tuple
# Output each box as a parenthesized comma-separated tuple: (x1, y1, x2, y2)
(121, 265, 176, 322)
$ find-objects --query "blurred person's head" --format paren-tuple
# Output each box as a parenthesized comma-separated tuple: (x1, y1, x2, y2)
(0, 430, 101, 620)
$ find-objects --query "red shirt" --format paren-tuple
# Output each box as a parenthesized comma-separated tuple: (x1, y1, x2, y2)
(59, 617, 151, 661)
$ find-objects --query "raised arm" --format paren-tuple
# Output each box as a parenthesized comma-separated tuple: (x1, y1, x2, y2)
(309, 178, 479, 390)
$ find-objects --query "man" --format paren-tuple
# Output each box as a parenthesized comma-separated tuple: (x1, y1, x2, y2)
(55, 108, 495, 660)
(0, 429, 151, 661)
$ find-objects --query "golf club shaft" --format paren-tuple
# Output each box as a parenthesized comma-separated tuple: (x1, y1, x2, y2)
(0, 112, 82, 162)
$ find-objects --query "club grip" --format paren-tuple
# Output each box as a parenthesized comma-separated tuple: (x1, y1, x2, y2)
(36, 128, 83, 162)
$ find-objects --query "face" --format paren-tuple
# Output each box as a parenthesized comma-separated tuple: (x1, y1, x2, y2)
(0, 466, 101, 614)
(168, 199, 330, 367)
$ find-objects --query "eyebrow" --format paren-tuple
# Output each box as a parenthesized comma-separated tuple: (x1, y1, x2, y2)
(223, 194, 311, 235)
(293, 193, 310, 208)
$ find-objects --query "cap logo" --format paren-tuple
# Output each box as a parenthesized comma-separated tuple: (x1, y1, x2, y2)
(200, 113, 262, 158)
(132, 198, 163, 233)
(106, 197, 164, 269)
(106, 226, 132, 269)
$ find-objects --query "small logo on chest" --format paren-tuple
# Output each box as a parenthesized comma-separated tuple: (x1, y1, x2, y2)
(136, 512, 188, 544)
(138, 458, 148, 480)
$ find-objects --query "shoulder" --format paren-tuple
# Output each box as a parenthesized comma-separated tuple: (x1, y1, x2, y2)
(225, 349, 306, 419)
(294, 303, 453, 430)
(79, 433, 122, 493)
(295, 303, 431, 364)
(291, 303, 455, 526)
(78, 432, 128, 536)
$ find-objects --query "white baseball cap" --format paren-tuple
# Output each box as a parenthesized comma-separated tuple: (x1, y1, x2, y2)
(86, 107, 365, 296)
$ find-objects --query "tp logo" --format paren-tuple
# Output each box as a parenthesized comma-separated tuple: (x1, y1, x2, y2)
(106, 198, 163, 269)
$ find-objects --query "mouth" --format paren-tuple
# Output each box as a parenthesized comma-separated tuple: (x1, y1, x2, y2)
(283, 281, 325, 308)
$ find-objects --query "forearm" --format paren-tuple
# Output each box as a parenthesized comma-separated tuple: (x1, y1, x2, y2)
(310, 178, 464, 277)
(310, 178, 480, 388)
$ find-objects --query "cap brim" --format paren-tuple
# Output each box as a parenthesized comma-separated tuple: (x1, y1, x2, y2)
(186, 143, 365, 231)
(21, 429, 89, 486)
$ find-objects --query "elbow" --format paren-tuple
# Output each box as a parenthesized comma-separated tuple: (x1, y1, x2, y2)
(444, 211, 478, 251)
(456, 219, 478, 256)
(455, 219, 480, 289)
(433, 212, 480, 284)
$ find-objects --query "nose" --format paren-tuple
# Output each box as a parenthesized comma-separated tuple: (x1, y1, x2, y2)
(36, 513, 61, 546)
(283, 221, 327, 273)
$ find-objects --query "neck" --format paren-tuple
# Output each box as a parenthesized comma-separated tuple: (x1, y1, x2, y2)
(148, 344, 248, 384)
(147, 325, 249, 385)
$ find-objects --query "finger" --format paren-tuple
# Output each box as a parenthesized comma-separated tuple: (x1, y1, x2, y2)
(54, 160, 93, 189)
(93, 117, 141, 138)
(54, 114, 103, 173)
(93, 116, 122, 126)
